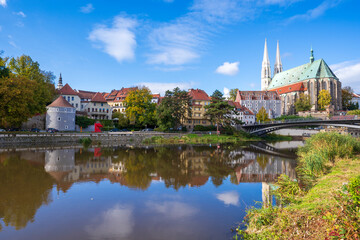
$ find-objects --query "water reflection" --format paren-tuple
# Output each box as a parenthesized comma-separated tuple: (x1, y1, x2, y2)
(0, 143, 298, 238)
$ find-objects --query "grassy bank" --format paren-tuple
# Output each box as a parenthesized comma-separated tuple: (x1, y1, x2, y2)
(237, 132, 360, 239)
(143, 132, 291, 144)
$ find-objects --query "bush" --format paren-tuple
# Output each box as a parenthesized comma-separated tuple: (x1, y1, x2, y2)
(193, 125, 216, 131)
(76, 116, 95, 128)
(79, 137, 92, 147)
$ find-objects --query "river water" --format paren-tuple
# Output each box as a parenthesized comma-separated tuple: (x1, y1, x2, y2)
(0, 142, 300, 240)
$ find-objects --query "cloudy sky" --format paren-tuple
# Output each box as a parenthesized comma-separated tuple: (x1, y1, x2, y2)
(0, 0, 359, 94)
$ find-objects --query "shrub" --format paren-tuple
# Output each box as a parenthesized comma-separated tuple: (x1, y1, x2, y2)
(76, 116, 95, 128)
(193, 125, 216, 131)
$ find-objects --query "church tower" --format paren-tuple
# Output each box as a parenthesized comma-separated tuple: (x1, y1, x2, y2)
(57, 73, 63, 90)
(261, 39, 271, 91)
(274, 41, 283, 76)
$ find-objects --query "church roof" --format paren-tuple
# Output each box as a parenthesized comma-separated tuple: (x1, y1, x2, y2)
(268, 59, 338, 90)
(270, 82, 306, 95)
(47, 96, 75, 108)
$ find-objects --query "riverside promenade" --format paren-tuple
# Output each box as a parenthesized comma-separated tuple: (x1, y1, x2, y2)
(0, 132, 184, 148)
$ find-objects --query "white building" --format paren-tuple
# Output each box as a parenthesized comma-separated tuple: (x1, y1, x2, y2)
(58, 83, 81, 111)
(46, 96, 76, 131)
(228, 101, 256, 125)
(85, 92, 112, 120)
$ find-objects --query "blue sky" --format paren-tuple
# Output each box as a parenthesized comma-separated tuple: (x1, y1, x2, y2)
(1, 0, 360, 94)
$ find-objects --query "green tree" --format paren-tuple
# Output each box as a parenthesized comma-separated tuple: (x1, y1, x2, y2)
(256, 107, 269, 123)
(8, 55, 56, 115)
(112, 112, 129, 128)
(75, 116, 95, 128)
(0, 75, 35, 127)
(156, 87, 192, 130)
(204, 90, 234, 133)
(318, 89, 332, 110)
(342, 86, 354, 110)
(347, 109, 360, 116)
(229, 88, 239, 101)
(295, 93, 312, 112)
(0, 51, 10, 78)
(125, 87, 156, 127)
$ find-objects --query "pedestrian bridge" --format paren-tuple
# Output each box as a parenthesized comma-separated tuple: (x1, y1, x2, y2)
(242, 119, 360, 136)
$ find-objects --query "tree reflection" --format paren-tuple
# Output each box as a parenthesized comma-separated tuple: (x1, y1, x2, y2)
(0, 155, 54, 231)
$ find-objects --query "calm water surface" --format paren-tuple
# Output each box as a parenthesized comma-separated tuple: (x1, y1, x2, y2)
(0, 142, 299, 240)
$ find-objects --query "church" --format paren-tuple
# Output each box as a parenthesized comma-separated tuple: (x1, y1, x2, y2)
(261, 39, 342, 115)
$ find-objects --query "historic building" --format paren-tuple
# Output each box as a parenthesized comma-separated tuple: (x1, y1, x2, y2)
(228, 101, 255, 125)
(104, 87, 138, 113)
(58, 83, 81, 111)
(85, 92, 112, 120)
(46, 96, 76, 131)
(261, 39, 342, 115)
(183, 89, 212, 129)
(235, 90, 282, 119)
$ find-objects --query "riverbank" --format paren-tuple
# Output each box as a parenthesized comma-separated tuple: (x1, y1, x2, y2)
(237, 132, 360, 239)
(143, 132, 292, 144)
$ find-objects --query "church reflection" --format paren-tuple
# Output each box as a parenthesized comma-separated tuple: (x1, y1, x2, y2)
(0, 144, 296, 231)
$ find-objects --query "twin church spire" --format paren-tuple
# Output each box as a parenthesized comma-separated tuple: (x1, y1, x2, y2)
(261, 39, 283, 91)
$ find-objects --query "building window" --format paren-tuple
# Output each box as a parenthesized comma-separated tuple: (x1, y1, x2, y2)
(72, 97, 74, 101)
(76, 104, 78, 108)
(101, 103, 104, 106)
(67, 96, 70, 101)
(65, 125, 68, 129)
(58, 117, 61, 121)
(94, 103, 96, 106)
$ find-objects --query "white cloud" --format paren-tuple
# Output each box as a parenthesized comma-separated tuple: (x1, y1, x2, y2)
(331, 60, 360, 92)
(216, 191, 239, 206)
(89, 16, 137, 62)
(0, 0, 6, 7)
(146, 201, 198, 219)
(13, 11, 26, 17)
(80, 3, 94, 14)
(223, 87, 230, 99)
(287, 0, 342, 22)
(216, 61, 239, 76)
(85, 204, 134, 239)
(137, 82, 193, 95)
(147, 0, 254, 66)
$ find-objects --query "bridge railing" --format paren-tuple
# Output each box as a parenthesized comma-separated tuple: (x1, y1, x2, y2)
(245, 118, 323, 126)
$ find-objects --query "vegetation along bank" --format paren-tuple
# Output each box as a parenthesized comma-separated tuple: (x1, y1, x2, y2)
(236, 132, 360, 239)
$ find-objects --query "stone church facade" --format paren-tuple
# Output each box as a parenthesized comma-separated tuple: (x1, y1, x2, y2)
(261, 39, 342, 115)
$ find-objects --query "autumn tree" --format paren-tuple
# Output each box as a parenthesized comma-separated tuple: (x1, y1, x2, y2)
(204, 90, 234, 133)
(8, 55, 56, 115)
(156, 87, 192, 130)
(318, 89, 332, 110)
(229, 88, 239, 101)
(0, 75, 35, 127)
(256, 107, 270, 123)
(125, 87, 156, 127)
(341, 86, 356, 110)
(112, 111, 129, 128)
(295, 93, 312, 112)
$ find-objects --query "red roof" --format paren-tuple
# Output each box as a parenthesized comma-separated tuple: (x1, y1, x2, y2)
(228, 101, 254, 115)
(270, 82, 305, 95)
(152, 94, 160, 98)
(59, 84, 77, 95)
(189, 89, 211, 101)
(47, 96, 74, 108)
(78, 90, 96, 100)
(91, 92, 107, 103)
(236, 90, 280, 100)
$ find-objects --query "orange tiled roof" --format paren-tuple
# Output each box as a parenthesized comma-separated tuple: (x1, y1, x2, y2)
(59, 83, 77, 95)
(47, 96, 74, 108)
(78, 90, 96, 100)
(91, 92, 107, 103)
(228, 101, 254, 115)
(237, 90, 280, 100)
(189, 89, 211, 101)
(270, 82, 305, 95)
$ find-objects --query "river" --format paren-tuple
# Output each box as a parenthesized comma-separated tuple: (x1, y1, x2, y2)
(0, 142, 301, 240)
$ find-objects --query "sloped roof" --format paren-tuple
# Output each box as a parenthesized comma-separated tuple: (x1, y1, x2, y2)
(228, 101, 254, 115)
(59, 84, 77, 95)
(78, 90, 96, 100)
(114, 87, 138, 102)
(268, 59, 338, 90)
(189, 89, 211, 101)
(270, 82, 305, 95)
(237, 91, 280, 100)
(91, 92, 107, 103)
(47, 96, 74, 108)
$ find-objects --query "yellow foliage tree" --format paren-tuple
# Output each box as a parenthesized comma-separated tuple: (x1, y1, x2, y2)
(318, 89, 332, 110)
(256, 107, 270, 123)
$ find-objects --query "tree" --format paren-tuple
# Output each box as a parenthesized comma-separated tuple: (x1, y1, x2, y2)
(229, 88, 239, 101)
(8, 55, 56, 115)
(204, 90, 234, 133)
(256, 107, 269, 123)
(318, 89, 332, 110)
(0, 51, 10, 78)
(156, 87, 192, 130)
(342, 86, 354, 110)
(125, 87, 156, 127)
(347, 109, 360, 116)
(295, 93, 312, 112)
(112, 112, 129, 128)
(0, 75, 35, 127)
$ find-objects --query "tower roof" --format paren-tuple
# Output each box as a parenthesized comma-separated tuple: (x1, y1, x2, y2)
(262, 38, 270, 65)
(268, 58, 338, 90)
(47, 96, 74, 108)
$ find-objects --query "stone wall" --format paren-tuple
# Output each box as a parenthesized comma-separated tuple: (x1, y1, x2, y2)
(21, 114, 46, 130)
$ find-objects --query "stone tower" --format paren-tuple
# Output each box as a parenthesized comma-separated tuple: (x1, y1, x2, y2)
(261, 39, 271, 91)
(57, 73, 63, 90)
(274, 41, 283, 76)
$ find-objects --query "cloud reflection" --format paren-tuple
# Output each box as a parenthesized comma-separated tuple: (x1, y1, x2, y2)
(86, 204, 134, 239)
(146, 201, 198, 219)
(216, 191, 239, 206)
